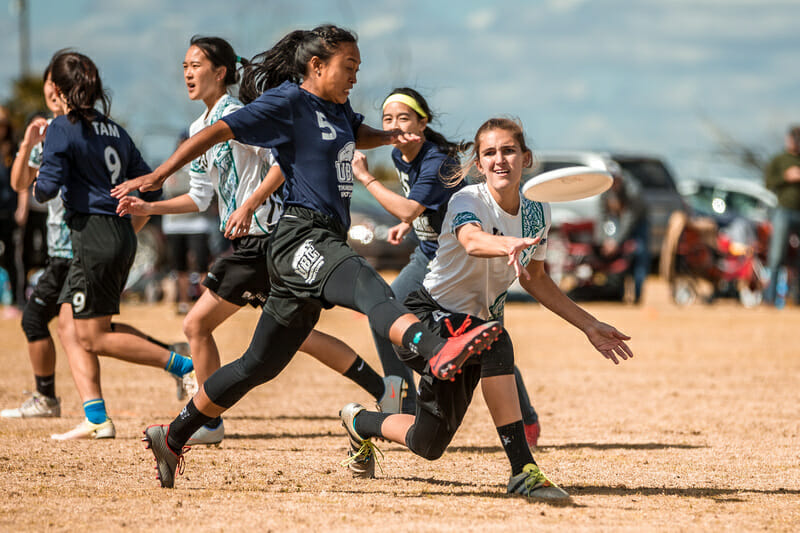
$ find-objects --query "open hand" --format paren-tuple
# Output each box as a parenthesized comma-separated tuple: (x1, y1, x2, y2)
(585, 322, 633, 364)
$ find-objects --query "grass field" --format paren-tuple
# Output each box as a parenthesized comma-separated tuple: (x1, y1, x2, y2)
(1, 278, 798, 532)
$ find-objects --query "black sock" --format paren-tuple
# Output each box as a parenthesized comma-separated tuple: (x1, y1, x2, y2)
(497, 420, 535, 476)
(353, 410, 391, 439)
(343, 356, 385, 400)
(205, 416, 223, 429)
(167, 399, 213, 453)
(35, 374, 56, 399)
(401, 323, 444, 361)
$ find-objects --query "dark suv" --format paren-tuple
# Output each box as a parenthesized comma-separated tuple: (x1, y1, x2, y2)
(527, 150, 687, 260)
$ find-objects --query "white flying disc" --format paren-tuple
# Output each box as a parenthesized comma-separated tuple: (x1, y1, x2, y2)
(522, 166, 613, 202)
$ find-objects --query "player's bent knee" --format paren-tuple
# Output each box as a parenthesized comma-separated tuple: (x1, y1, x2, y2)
(405, 424, 450, 461)
(478, 328, 516, 378)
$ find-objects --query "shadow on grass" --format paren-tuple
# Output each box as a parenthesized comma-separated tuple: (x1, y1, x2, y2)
(223, 431, 337, 440)
(448, 442, 707, 454)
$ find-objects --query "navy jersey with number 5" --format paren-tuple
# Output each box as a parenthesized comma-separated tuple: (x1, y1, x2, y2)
(222, 81, 364, 228)
(35, 114, 159, 217)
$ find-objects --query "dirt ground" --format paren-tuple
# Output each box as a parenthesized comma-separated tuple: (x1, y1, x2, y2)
(0, 277, 798, 532)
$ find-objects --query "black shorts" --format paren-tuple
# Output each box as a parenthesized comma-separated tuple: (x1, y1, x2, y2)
(29, 256, 71, 313)
(58, 214, 136, 319)
(166, 233, 210, 272)
(399, 288, 516, 454)
(264, 206, 359, 327)
(202, 235, 270, 307)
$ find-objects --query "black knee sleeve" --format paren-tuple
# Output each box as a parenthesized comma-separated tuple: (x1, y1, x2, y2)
(21, 299, 56, 342)
(405, 422, 449, 461)
(478, 328, 515, 378)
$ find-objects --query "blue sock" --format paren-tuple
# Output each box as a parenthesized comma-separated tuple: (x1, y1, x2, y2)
(83, 399, 107, 424)
(164, 351, 194, 377)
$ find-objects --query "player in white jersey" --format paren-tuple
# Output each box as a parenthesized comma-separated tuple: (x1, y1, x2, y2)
(118, 36, 402, 446)
(339, 117, 633, 499)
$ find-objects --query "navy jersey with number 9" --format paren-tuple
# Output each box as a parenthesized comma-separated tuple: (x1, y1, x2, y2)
(222, 81, 364, 228)
(35, 114, 158, 217)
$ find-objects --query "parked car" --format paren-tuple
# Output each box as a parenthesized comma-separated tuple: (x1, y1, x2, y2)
(348, 183, 418, 270)
(526, 151, 686, 261)
(660, 176, 777, 307)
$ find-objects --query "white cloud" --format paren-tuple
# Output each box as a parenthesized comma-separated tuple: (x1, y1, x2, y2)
(465, 9, 497, 31)
(357, 14, 404, 39)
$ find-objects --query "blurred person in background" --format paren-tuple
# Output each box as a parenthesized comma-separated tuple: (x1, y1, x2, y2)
(764, 125, 800, 306)
(161, 130, 214, 315)
(0, 105, 23, 308)
(598, 162, 650, 304)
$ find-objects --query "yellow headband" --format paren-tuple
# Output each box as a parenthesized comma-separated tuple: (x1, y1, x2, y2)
(382, 93, 428, 119)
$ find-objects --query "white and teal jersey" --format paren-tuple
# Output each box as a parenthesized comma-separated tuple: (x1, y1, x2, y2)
(29, 138, 72, 259)
(423, 182, 550, 320)
(187, 94, 282, 236)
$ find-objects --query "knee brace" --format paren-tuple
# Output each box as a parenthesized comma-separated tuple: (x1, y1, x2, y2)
(405, 422, 449, 461)
(21, 299, 55, 342)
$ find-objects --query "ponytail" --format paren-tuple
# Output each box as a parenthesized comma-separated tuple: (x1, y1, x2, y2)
(239, 25, 357, 104)
(49, 51, 110, 126)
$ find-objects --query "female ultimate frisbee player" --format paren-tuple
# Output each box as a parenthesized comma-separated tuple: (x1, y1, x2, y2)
(117, 36, 405, 445)
(338, 117, 633, 499)
(33, 51, 196, 439)
(352, 87, 543, 446)
(113, 25, 502, 488)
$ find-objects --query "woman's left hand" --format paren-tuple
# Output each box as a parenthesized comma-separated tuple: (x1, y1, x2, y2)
(585, 322, 634, 365)
(385, 129, 420, 146)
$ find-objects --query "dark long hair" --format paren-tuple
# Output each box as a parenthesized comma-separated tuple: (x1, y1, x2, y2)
(239, 25, 357, 104)
(383, 87, 465, 160)
(189, 36, 248, 86)
(49, 51, 110, 125)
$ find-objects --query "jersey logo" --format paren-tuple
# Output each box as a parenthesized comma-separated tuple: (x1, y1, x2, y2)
(292, 239, 325, 284)
(335, 141, 355, 198)
(431, 310, 451, 322)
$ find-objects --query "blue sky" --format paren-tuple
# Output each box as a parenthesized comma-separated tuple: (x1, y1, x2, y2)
(2, 0, 799, 180)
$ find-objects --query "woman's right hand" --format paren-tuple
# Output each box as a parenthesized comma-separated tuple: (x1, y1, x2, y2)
(387, 222, 411, 245)
(23, 117, 49, 146)
(116, 196, 152, 217)
(351, 151, 373, 185)
(111, 173, 163, 199)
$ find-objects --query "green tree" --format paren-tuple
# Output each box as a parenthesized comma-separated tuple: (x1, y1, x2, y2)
(3, 74, 46, 140)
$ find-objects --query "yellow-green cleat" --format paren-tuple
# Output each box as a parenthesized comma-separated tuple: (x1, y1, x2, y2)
(507, 463, 569, 500)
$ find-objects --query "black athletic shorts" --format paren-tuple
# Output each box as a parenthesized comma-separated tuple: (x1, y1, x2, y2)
(398, 288, 516, 449)
(202, 235, 270, 307)
(27, 256, 71, 321)
(58, 214, 136, 319)
(166, 233, 210, 272)
(264, 206, 359, 327)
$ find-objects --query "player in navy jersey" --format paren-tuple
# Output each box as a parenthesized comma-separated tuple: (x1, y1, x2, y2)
(117, 36, 403, 446)
(339, 117, 633, 498)
(33, 51, 196, 440)
(2, 53, 191, 423)
(351, 88, 543, 446)
(112, 25, 501, 488)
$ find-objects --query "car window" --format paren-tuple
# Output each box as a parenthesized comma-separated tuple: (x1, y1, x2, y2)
(616, 160, 676, 190)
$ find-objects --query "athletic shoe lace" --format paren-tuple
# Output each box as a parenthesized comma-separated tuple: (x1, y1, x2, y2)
(340, 440, 384, 475)
(176, 446, 191, 476)
(444, 316, 472, 337)
(524, 464, 550, 494)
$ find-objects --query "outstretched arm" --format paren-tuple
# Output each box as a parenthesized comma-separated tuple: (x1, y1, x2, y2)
(111, 121, 234, 197)
(519, 260, 633, 364)
(355, 124, 420, 150)
(455, 222, 540, 279)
